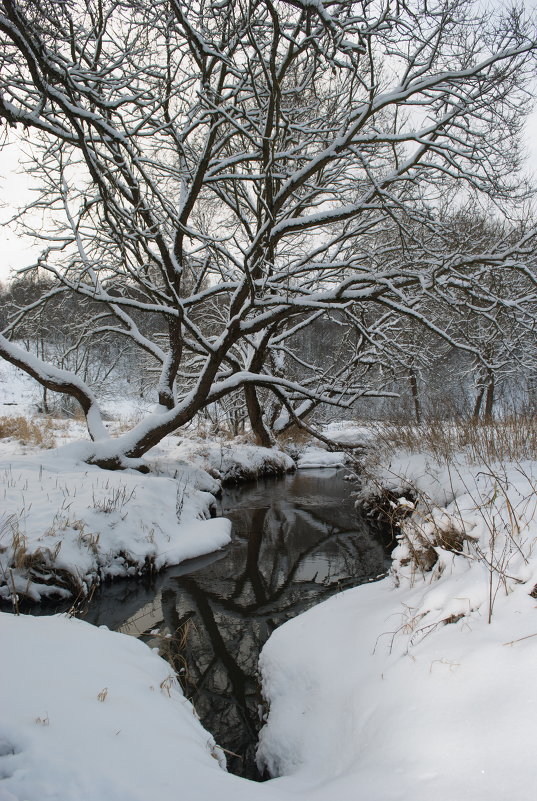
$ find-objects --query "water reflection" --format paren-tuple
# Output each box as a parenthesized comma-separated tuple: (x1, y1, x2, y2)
(83, 469, 390, 779)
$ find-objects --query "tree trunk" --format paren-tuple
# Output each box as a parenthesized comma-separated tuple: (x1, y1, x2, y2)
(473, 387, 485, 421)
(408, 369, 421, 425)
(484, 373, 495, 422)
(244, 385, 273, 448)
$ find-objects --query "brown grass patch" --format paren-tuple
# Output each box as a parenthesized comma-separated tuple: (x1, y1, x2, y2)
(277, 424, 313, 447)
(0, 415, 57, 449)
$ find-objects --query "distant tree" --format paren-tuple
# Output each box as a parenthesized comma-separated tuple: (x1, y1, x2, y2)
(432, 208, 537, 421)
(0, 0, 536, 467)
(359, 207, 537, 423)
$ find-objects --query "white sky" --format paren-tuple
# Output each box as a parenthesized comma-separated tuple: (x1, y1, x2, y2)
(1, 34, 537, 285)
(0, 138, 40, 284)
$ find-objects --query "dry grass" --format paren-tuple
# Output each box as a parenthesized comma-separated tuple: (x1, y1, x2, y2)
(157, 617, 196, 692)
(92, 483, 136, 515)
(368, 416, 537, 465)
(0, 511, 85, 602)
(394, 508, 478, 579)
(277, 424, 313, 447)
(0, 415, 58, 449)
(365, 446, 537, 623)
(357, 417, 537, 624)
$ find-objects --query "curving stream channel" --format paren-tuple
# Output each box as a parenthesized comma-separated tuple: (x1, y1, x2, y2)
(80, 468, 391, 780)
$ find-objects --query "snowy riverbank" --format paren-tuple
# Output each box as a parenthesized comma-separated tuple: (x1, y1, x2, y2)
(2, 445, 537, 800)
(0, 611, 268, 801)
(0, 433, 298, 603)
(0, 447, 231, 603)
(2, 365, 537, 801)
(258, 451, 537, 799)
(0, 362, 295, 602)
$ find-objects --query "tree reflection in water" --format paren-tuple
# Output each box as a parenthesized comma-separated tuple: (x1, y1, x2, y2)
(84, 469, 390, 779)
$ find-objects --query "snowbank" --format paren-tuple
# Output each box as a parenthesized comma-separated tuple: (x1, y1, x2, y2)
(0, 392, 300, 603)
(322, 420, 372, 446)
(0, 448, 230, 602)
(0, 612, 284, 801)
(257, 454, 537, 801)
(257, 575, 537, 801)
(295, 445, 348, 468)
(149, 437, 295, 483)
(3, 400, 537, 801)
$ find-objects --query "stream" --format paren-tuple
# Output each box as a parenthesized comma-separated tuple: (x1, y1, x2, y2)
(79, 468, 392, 780)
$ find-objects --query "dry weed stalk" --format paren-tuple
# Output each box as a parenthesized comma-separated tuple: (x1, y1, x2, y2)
(159, 675, 176, 697)
(91, 481, 136, 515)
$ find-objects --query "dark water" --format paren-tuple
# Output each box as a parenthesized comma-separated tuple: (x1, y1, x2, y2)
(79, 468, 391, 779)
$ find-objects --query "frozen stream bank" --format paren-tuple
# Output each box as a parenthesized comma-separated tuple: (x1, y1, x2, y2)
(3, 453, 537, 801)
(80, 468, 391, 779)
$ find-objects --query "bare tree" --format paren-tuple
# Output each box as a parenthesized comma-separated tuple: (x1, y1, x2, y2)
(0, 0, 536, 468)
(346, 205, 537, 423)
(439, 210, 537, 421)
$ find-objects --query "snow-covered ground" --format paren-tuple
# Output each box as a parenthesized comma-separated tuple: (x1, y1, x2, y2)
(1, 363, 537, 801)
(0, 427, 298, 602)
(295, 445, 349, 468)
(0, 611, 284, 801)
(258, 571, 537, 801)
(149, 436, 295, 483)
(3, 447, 537, 801)
(0, 361, 42, 417)
(0, 448, 230, 602)
(257, 450, 537, 800)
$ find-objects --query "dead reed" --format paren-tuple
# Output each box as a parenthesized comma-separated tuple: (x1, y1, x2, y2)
(367, 416, 537, 465)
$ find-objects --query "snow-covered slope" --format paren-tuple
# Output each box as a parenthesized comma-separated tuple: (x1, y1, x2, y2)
(2, 390, 537, 800)
(258, 455, 537, 801)
(0, 612, 290, 801)
(0, 447, 231, 602)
